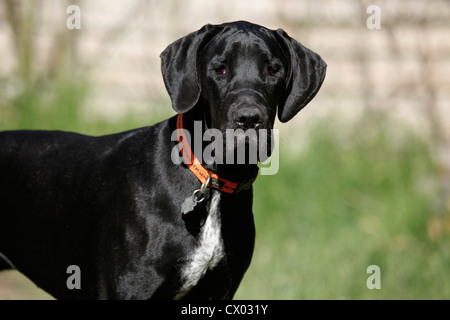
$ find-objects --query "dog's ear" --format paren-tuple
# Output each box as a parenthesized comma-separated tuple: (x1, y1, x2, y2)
(160, 24, 218, 113)
(275, 29, 327, 123)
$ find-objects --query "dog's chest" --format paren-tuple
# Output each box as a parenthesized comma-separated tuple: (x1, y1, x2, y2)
(175, 191, 225, 298)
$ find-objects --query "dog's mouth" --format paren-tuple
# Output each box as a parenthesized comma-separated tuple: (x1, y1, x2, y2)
(219, 127, 274, 164)
(202, 108, 275, 165)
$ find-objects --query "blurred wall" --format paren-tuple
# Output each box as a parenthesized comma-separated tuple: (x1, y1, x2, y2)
(0, 0, 448, 124)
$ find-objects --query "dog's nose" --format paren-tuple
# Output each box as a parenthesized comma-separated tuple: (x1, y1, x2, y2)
(233, 107, 264, 129)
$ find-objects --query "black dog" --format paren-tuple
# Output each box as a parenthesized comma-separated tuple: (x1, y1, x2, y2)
(0, 21, 326, 299)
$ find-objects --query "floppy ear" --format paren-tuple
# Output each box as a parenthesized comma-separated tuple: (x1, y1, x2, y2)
(275, 29, 327, 123)
(160, 24, 218, 113)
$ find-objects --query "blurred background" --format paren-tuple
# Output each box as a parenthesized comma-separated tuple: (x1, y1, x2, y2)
(0, 0, 449, 299)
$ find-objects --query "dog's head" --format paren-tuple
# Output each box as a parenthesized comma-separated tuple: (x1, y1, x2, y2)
(161, 21, 326, 162)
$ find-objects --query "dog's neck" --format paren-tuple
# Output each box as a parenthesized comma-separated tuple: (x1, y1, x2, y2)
(183, 107, 258, 185)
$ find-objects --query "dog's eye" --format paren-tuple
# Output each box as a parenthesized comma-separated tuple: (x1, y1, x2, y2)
(267, 66, 278, 77)
(214, 66, 227, 75)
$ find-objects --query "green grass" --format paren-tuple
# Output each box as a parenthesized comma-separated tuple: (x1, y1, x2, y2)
(1, 78, 449, 299)
(235, 117, 450, 299)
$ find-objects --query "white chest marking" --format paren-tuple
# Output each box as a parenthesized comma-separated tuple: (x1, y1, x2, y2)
(175, 191, 225, 299)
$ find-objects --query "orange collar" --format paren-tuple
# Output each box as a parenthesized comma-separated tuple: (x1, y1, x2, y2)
(176, 113, 258, 194)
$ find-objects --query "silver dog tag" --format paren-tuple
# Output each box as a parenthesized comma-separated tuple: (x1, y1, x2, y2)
(181, 196, 197, 215)
(181, 174, 211, 215)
